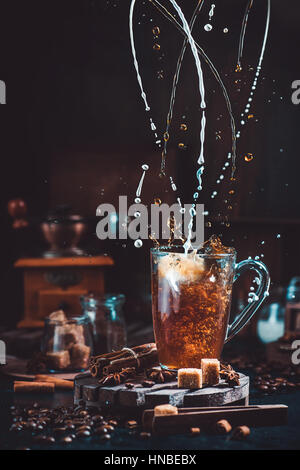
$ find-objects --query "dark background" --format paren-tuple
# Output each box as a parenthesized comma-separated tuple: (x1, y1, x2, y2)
(0, 0, 299, 330)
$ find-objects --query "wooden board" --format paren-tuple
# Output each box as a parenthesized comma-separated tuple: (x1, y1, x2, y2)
(74, 372, 249, 410)
(0, 355, 77, 380)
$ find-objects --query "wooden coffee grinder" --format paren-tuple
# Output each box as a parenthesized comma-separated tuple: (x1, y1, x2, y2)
(8, 199, 114, 328)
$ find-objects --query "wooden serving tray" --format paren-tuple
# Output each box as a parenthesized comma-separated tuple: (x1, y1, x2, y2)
(74, 372, 249, 410)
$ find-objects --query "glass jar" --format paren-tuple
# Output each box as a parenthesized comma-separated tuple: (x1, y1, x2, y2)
(285, 277, 300, 333)
(41, 314, 93, 372)
(256, 286, 285, 344)
(81, 293, 127, 355)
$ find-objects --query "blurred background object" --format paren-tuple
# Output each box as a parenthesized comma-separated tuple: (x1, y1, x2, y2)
(81, 293, 127, 354)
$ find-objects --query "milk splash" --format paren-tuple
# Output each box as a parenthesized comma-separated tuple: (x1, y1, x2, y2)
(129, 0, 271, 250)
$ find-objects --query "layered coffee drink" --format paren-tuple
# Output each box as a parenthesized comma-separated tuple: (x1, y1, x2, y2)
(151, 236, 236, 369)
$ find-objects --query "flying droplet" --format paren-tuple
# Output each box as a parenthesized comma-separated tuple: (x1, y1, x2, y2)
(248, 114, 254, 119)
(157, 70, 164, 80)
(244, 153, 254, 162)
(205, 221, 212, 228)
(180, 123, 187, 131)
(223, 28, 228, 33)
(178, 142, 186, 150)
(152, 26, 160, 36)
(154, 198, 161, 206)
(135, 197, 141, 203)
(163, 132, 169, 142)
(276, 234, 281, 239)
(153, 43, 160, 51)
(204, 24, 213, 32)
(228, 189, 235, 195)
(134, 239, 143, 248)
(235, 64, 242, 73)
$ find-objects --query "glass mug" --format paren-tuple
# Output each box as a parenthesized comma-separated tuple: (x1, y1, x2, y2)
(151, 246, 270, 369)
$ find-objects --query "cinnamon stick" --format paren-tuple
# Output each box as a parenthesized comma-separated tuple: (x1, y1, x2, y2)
(14, 381, 55, 393)
(35, 375, 74, 390)
(89, 343, 158, 378)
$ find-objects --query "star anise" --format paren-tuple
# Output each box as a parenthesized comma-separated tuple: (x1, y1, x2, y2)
(220, 363, 240, 387)
(145, 367, 177, 384)
(98, 367, 136, 386)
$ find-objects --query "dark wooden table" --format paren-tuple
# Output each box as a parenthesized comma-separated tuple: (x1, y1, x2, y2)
(0, 370, 299, 450)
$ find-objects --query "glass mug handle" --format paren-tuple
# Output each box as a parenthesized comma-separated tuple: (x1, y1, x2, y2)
(225, 259, 271, 343)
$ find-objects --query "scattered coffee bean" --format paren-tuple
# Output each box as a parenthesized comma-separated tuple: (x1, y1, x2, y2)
(232, 425, 251, 440)
(142, 380, 155, 387)
(108, 419, 118, 426)
(94, 425, 108, 435)
(126, 420, 138, 428)
(53, 427, 67, 435)
(125, 383, 135, 389)
(139, 432, 151, 439)
(190, 427, 201, 436)
(215, 419, 232, 434)
(100, 433, 111, 442)
(76, 430, 91, 438)
(60, 436, 73, 444)
(45, 436, 55, 444)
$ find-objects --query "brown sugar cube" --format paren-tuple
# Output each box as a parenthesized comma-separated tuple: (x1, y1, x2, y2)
(154, 404, 178, 416)
(60, 324, 85, 349)
(178, 368, 202, 389)
(48, 310, 66, 322)
(201, 359, 220, 385)
(46, 350, 70, 370)
(70, 343, 91, 369)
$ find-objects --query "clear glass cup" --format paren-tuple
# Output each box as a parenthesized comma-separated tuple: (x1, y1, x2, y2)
(41, 314, 93, 372)
(151, 246, 270, 369)
(80, 293, 127, 355)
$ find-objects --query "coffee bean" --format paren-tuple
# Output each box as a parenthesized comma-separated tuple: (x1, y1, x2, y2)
(9, 424, 23, 432)
(60, 436, 73, 444)
(77, 425, 91, 432)
(258, 384, 269, 392)
(104, 425, 114, 432)
(139, 432, 151, 439)
(33, 435, 47, 443)
(125, 383, 135, 389)
(108, 420, 118, 427)
(142, 380, 155, 387)
(94, 426, 108, 435)
(93, 415, 104, 423)
(190, 427, 201, 436)
(126, 420, 138, 428)
(76, 430, 91, 438)
(53, 427, 67, 434)
(45, 437, 55, 445)
(100, 433, 111, 442)
(287, 382, 296, 390)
